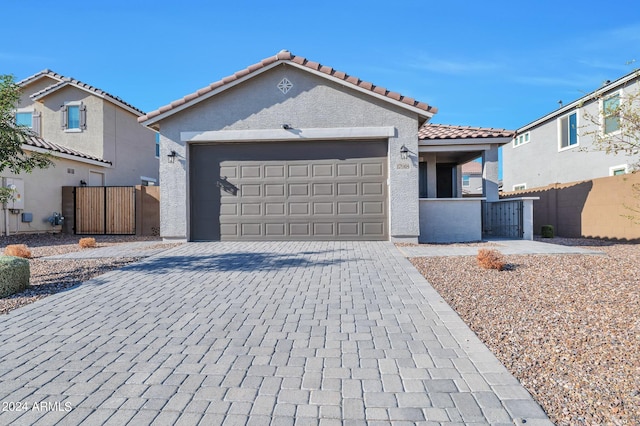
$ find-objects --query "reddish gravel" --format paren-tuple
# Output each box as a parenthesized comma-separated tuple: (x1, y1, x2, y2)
(410, 238, 640, 426)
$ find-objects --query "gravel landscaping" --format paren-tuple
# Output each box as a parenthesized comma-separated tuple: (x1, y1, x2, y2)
(410, 237, 640, 426)
(0, 233, 171, 315)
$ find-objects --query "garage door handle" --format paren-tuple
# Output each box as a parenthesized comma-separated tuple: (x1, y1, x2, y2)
(217, 177, 238, 196)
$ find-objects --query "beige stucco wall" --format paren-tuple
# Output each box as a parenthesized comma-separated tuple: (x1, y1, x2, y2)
(1, 156, 109, 234)
(17, 78, 159, 187)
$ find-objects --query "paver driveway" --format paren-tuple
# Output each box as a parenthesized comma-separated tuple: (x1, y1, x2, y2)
(0, 242, 550, 425)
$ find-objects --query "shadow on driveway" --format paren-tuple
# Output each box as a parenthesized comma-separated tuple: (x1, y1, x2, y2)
(116, 249, 351, 274)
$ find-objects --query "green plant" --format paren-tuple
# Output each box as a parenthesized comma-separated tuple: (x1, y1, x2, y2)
(0, 256, 29, 298)
(477, 249, 505, 271)
(541, 225, 554, 238)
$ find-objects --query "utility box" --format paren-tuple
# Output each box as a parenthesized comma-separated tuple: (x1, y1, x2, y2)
(2, 178, 25, 210)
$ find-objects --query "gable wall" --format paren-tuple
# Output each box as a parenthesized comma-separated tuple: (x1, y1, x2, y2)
(157, 64, 421, 240)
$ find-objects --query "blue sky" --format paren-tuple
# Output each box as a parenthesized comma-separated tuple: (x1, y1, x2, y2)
(2, 0, 639, 131)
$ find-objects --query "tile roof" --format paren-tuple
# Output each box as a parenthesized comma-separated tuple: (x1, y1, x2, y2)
(461, 161, 483, 174)
(419, 123, 515, 140)
(19, 69, 146, 116)
(139, 50, 437, 124)
(22, 134, 111, 165)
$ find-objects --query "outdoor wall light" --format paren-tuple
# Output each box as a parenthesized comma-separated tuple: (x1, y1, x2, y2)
(80, 180, 87, 187)
(281, 124, 292, 130)
(400, 144, 409, 160)
(167, 150, 178, 163)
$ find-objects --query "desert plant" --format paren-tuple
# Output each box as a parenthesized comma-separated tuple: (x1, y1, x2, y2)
(541, 225, 554, 238)
(79, 237, 97, 248)
(0, 256, 29, 297)
(477, 249, 505, 271)
(3, 244, 31, 258)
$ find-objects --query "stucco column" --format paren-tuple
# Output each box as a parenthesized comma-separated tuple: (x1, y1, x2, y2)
(455, 164, 463, 197)
(482, 146, 499, 202)
(425, 153, 437, 198)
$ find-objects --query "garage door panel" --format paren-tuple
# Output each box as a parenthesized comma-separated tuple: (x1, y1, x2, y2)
(190, 141, 387, 241)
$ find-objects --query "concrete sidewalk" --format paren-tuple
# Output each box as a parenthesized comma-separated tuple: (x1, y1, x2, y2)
(0, 241, 551, 425)
(396, 238, 605, 258)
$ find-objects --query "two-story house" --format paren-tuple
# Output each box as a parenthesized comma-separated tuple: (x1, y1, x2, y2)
(503, 69, 640, 191)
(2, 70, 158, 235)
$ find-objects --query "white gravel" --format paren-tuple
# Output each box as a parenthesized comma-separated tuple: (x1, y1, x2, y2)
(410, 237, 640, 425)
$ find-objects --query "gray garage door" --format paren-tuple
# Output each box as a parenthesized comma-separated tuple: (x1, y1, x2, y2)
(190, 140, 388, 241)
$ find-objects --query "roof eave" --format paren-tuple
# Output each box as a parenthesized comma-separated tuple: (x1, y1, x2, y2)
(517, 69, 640, 133)
(31, 82, 144, 117)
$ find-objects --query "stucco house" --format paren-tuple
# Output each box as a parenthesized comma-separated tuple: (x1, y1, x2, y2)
(2, 70, 158, 235)
(503, 69, 640, 191)
(460, 161, 483, 196)
(140, 50, 519, 243)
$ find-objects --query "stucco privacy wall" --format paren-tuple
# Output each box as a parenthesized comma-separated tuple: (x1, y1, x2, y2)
(158, 64, 421, 240)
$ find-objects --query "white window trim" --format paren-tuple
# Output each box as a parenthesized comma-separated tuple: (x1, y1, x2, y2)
(558, 111, 579, 151)
(601, 90, 623, 137)
(15, 107, 34, 128)
(609, 164, 628, 176)
(64, 101, 83, 133)
(513, 183, 527, 191)
(512, 131, 530, 148)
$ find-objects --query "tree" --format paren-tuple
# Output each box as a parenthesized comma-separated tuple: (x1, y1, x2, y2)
(0, 74, 54, 205)
(581, 69, 640, 170)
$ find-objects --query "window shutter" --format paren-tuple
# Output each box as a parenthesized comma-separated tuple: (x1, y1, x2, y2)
(32, 111, 41, 136)
(80, 104, 87, 130)
(60, 105, 68, 129)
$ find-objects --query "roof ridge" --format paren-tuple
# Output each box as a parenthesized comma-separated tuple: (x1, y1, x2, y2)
(139, 51, 437, 123)
(20, 70, 146, 116)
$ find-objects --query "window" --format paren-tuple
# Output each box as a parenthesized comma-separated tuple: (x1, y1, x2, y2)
(609, 164, 628, 176)
(603, 93, 620, 134)
(513, 132, 530, 147)
(462, 175, 470, 187)
(15, 112, 32, 128)
(559, 112, 578, 149)
(61, 102, 86, 131)
(513, 183, 526, 191)
(155, 133, 160, 158)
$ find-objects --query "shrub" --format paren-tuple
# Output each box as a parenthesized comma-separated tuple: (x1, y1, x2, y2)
(3, 244, 31, 259)
(0, 256, 30, 298)
(477, 249, 505, 271)
(541, 225, 554, 238)
(79, 237, 97, 248)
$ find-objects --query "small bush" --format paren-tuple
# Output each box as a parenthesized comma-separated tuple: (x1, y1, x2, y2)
(79, 237, 97, 248)
(541, 225, 554, 238)
(477, 249, 505, 271)
(0, 256, 30, 297)
(3, 244, 31, 259)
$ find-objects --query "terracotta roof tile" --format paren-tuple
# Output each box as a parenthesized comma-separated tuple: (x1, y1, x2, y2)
(139, 50, 437, 123)
(22, 70, 146, 116)
(23, 134, 111, 165)
(419, 123, 515, 140)
(462, 161, 483, 174)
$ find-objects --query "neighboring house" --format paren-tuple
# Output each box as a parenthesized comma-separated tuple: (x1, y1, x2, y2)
(461, 160, 483, 196)
(2, 70, 158, 235)
(503, 69, 640, 191)
(140, 50, 517, 243)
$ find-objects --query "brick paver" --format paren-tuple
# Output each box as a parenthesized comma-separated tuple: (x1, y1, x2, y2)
(0, 242, 551, 425)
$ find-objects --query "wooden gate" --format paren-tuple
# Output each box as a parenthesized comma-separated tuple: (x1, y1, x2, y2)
(75, 186, 136, 235)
